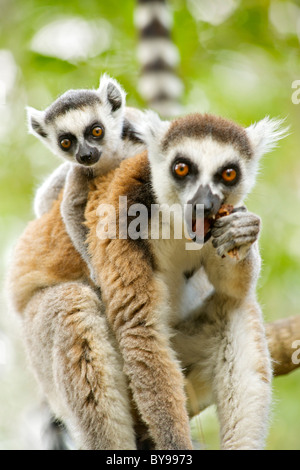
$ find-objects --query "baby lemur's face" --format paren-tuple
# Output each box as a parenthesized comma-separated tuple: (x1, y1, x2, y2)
(27, 75, 126, 170)
(146, 112, 286, 241)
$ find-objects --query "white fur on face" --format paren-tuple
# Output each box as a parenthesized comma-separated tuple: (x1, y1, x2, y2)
(150, 136, 251, 208)
(50, 105, 122, 157)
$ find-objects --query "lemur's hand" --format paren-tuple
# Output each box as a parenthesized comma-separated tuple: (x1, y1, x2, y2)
(62, 165, 93, 211)
(211, 207, 261, 260)
(62, 164, 98, 284)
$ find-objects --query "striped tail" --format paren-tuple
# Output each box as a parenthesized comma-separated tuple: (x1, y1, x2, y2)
(134, 0, 184, 118)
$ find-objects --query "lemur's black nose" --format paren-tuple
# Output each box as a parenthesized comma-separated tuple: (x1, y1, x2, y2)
(188, 184, 222, 218)
(76, 144, 101, 166)
(79, 153, 94, 164)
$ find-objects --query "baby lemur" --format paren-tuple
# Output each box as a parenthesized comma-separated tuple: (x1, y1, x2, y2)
(27, 74, 147, 272)
(8, 100, 286, 448)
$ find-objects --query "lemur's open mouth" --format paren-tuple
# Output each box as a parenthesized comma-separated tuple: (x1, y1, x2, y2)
(191, 218, 212, 242)
(190, 205, 235, 244)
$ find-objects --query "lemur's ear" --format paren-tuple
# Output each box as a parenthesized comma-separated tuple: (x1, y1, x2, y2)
(26, 106, 48, 139)
(246, 117, 289, 160)
(97, 74, 126, 115)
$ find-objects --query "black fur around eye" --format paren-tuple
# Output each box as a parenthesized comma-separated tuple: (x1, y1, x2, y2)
(171, 155, 198, 181)
(222, 168, 237, 183)
(85, 123, 105, 140)
(174, 162, 189, 178)
(215, 163, 241, 187)
(60, 138, 71, 150)
(91, 125, 104, 139)
(59, 134, 76, 152)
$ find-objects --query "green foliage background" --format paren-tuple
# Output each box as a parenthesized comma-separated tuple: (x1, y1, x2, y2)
(0, 0, 299, 449)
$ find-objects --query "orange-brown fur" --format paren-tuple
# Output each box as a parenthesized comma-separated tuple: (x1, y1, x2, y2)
(8, 192, 89, 315)
(84, 153, 192, 449)
(8, 152, 193, 450)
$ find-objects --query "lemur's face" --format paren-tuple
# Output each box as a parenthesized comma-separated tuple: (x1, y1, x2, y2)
(164, 137, 249, 240)
(40, 100, 115, 166)
(169, 137, 246, 207)
(147, 113, 286, 241)
(27, 75, 126, 169)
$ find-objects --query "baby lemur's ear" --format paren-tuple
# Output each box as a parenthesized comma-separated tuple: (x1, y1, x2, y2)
(132, 110, 170, 161)
(97, 74, 126, 116)
(246, 116, 289, 160)
(26, 106, 48, 140)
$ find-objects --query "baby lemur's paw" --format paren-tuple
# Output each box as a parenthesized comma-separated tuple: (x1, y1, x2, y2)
(63, 165, 95, 210)
(211, 209, 261, 260)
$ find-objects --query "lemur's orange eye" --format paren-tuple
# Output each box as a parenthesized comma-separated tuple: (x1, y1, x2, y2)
(174, 162, 189, 178)
(60, 138, 71, 150)
(222, 168, 237, 183)
(92, 126, 103, 138)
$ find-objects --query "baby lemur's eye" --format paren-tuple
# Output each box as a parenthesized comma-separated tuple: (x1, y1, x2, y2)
(60, 138, 72, 150)
(173, 162, 190, 178)
(91, 126, 104, 139)
(222, 168, 237, 183)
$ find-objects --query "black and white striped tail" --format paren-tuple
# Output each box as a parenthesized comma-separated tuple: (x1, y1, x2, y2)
(135, 0, 183, 118)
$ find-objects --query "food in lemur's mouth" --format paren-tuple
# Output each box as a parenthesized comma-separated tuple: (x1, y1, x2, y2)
(191, 204, 234, 239)
(191, 204, 239, 259)
(214, 204, 234, 220)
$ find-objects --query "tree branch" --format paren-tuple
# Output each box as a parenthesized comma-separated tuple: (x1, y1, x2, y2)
(266, 315, 300, 377)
